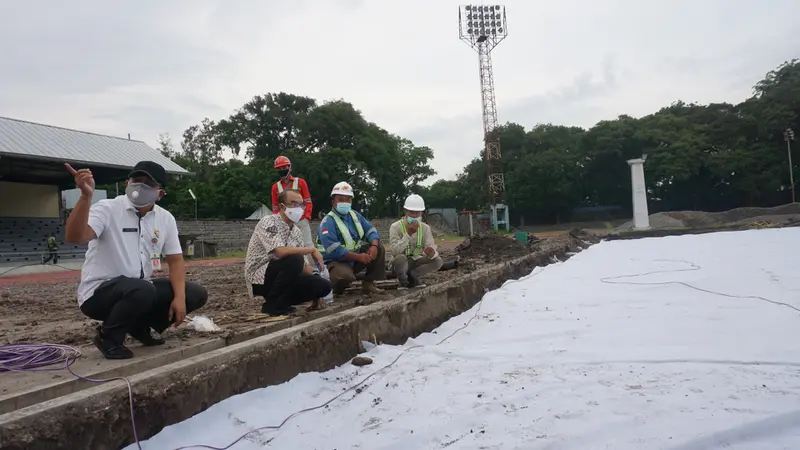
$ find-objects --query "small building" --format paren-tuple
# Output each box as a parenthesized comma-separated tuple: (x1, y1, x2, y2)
(0, 116, 189, 263)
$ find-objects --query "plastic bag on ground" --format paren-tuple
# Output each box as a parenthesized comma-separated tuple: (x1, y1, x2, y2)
(187, 315, 222, 332)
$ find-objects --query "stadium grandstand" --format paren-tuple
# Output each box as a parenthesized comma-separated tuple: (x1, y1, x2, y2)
(0, 116, 188, 267)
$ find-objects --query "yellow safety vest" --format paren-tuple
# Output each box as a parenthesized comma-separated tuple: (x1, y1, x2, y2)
(399, 219, 423, 257)
(276, 177, 299, 193)
(316, 210, 365, 253)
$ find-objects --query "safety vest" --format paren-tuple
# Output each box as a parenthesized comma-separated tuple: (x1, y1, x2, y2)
(398, 219, 423, 257)
(276, 177, 299, 193)
(316, 210, 365, 253)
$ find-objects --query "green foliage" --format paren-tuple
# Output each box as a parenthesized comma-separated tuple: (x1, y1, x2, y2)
(158, 60, 800, 224)
(421, 59, 800, 223)
(156, 94, 437, 219)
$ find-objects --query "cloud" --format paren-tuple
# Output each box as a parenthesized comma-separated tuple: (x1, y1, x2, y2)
(0, 0, 798, 185)
(403, 56, 618, 180)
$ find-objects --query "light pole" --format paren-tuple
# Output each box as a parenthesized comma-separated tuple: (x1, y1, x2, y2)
(785, 128, 795, 203)
(458, 4, 510, 231)
(188, 189, 197, 220)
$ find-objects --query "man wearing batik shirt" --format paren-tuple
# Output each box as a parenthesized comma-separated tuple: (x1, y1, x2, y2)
(246, 188, 332, 316)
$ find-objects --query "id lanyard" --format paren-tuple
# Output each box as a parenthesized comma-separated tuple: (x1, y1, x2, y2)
(139, 211, 163, 272)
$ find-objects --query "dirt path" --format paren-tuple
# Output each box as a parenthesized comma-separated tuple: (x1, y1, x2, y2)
(0, 237, 547, 347)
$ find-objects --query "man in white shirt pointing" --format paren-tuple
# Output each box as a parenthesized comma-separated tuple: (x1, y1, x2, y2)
(65, 161, 209, 360)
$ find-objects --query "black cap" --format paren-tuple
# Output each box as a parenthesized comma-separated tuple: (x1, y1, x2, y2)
(128, 161, 167, 188)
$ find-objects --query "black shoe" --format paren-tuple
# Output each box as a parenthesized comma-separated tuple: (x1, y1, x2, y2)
(262, 302, 295, 316)
(407, 275, 419, 289)
(93, 328, 134, 360)
(129, 327, 165, 346)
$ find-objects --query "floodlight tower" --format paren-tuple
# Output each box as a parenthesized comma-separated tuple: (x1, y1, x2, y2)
(459, 4, 509, 232)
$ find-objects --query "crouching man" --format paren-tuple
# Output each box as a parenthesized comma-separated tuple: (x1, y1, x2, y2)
(245, 189, 332, 316)
(317, 181, 386, 295)
(65, 161, 209, 360)
(389, 194, 443, 288)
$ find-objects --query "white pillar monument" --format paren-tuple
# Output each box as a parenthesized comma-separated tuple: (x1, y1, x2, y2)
(626, 156, 650, 230)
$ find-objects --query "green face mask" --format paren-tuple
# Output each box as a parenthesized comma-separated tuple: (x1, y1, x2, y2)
(406, 216, 420, 224)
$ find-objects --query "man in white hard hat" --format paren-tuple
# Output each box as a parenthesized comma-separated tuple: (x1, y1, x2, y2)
(388, 194, 443, 288)
(316, 181, 386, 295)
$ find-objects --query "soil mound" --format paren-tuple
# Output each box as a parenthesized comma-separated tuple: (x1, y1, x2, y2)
(615, 204, 800, 231)
(426, 213, 455, 237)
(456, 234, 529, 260)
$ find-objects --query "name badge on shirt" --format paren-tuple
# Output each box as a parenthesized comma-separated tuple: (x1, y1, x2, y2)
(151, 251, 162, 271)
(151, 235, 162, 271)
(122, 228, 138, 233)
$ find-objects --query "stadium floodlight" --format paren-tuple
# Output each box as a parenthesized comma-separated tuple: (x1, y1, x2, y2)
(459, 4, 508, 51)
(458, 4, 510, 231)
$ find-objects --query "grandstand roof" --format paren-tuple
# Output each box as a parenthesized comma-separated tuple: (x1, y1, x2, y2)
(0, 116, 188, 175)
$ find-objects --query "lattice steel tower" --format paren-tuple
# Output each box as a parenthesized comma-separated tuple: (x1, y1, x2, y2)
(458, 4, 510, 231)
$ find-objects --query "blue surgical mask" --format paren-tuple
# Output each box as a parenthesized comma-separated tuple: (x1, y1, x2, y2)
(335, 202, 352, 215)
(406, 216, 420, 224)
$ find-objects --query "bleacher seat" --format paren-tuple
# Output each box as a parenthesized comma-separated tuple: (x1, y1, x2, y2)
(0, 218, 87, 264)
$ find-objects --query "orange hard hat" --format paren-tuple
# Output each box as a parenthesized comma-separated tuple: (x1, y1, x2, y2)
(274, 155, 291, 168)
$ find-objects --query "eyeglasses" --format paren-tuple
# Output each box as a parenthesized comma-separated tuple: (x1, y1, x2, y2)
(283, 202, 305, 209)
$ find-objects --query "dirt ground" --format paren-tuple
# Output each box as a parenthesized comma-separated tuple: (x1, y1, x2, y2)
(0, 234, 551, 347)
(615, 203, 800, 231)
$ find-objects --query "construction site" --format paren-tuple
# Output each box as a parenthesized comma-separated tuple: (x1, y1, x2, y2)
(0, 229, 596, 449)
(2, 208, 799, 449)
(2, 2, 799, 448)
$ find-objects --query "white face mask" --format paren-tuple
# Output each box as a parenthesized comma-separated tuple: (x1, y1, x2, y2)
(284, 206, 304, 223)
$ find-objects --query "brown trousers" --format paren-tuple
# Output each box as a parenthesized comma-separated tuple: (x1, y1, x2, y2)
(328, 244, 386, 294)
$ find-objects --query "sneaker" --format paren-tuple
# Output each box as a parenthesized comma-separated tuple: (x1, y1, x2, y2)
(361, 281, 384, 294)
(129, 327, 165, 346)
(406, 276, 427, 289)
(93, 328, 134, 360)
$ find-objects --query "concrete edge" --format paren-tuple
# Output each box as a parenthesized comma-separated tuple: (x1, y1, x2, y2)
(1, 285, 373, 414)
(0, 339, 226, 414)
(0, 238, 582, 450)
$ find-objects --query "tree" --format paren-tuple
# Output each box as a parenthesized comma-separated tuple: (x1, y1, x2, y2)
(160, 92, 436, 219)
(160, 60, 800, 224)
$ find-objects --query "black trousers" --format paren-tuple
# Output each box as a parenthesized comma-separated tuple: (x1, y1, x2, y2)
(42, 250, 58, 264)
(80, 276, 208, 345)
(252, 254, 332, 309)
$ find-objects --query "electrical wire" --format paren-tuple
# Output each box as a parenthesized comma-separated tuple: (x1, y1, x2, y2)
(175, 265, 549, 450)
(600, 259, 800, 313)
(0, 344, 142, 450)
(0, 261, 554, 450)
(171, 256, 800, 449)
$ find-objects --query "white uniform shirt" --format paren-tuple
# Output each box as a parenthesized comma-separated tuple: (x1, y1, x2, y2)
(76, 195, 183, 305)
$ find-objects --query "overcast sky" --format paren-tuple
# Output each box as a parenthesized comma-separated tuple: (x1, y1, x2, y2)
(1, 0, 797, 183)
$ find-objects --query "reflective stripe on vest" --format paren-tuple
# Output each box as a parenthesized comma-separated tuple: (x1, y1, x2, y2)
(276, 177, 299, 193)
(399, 219, 423, 257)
(316, 210, 365, 253)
